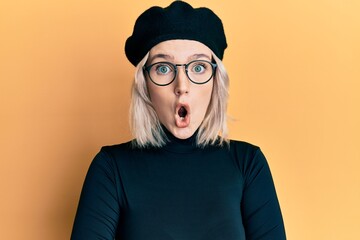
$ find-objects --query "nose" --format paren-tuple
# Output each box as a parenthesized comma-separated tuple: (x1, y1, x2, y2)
(174, 66, 189, 96)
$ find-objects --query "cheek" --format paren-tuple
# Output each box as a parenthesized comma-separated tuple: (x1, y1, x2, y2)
(194, 83, 214, 114)
(147, 82, 159, 104)
(201, 82, 214, 104)
(147, 85, 172, 114)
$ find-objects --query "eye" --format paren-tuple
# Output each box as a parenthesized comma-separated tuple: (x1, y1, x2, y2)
(155, 64, 172, 75)
(191, 63, 207, 74)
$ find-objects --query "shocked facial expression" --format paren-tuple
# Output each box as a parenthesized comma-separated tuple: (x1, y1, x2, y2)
(145, 40, 214, 139)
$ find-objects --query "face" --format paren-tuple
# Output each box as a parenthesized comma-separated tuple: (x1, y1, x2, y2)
(146, 40, 214, 139)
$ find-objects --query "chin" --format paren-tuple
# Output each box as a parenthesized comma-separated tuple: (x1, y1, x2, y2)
(172, 126, 196, 139)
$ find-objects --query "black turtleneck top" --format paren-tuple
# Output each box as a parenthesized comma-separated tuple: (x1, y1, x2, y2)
(71, 132, 286, 240)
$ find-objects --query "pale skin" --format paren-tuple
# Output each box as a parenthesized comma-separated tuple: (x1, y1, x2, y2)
(146, 40, 214, 139)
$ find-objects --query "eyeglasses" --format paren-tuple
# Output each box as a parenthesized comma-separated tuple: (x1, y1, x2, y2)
(143, 60, 217, 86)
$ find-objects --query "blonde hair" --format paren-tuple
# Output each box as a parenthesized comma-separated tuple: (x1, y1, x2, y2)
(129, 52, 229, 148)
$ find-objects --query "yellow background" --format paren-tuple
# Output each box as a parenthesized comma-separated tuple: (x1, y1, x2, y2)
(1, 0, 359, 239)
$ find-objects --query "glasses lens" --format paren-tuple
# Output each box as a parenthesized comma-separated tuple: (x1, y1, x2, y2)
(148, 62, 175, 85)
(187, 60, 214, 84)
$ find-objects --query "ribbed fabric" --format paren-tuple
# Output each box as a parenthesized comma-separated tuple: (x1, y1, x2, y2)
(71, 132, 286, 240)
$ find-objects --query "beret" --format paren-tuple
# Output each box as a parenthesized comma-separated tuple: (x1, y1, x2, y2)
(125, 1, 227, 66)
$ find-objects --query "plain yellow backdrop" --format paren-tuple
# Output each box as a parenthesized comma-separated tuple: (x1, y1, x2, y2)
(1, 0, 359, 239)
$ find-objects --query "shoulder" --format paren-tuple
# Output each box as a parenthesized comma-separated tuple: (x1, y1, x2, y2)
(228, 139, 261, 158)
(96, 140, 155, 164)
(85, 140, 133, 168)
(84, 140, 136, 179)
(227, 139, 269, 175)
(100, 140, 134, 156)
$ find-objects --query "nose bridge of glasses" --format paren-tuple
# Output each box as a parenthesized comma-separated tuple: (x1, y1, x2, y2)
(174, 63, 188, 73)
(173, 63, 189, 80)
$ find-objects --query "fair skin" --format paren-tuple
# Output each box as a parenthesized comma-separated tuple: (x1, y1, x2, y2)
(146, 40, 214, 139)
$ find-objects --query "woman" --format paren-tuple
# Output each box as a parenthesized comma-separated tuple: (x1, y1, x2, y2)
(71, 1, 286, 239)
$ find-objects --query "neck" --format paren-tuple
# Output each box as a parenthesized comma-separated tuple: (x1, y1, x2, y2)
(161, 125, 199, 153)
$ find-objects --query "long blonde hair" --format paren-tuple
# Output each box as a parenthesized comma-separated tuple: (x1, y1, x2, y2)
(129, 52, 229, 148)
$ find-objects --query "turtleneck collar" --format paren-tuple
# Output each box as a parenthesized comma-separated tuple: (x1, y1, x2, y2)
(161, 126, 200, 153)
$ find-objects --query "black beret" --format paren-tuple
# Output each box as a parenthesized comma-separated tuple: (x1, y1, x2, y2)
(125, 1, 227, 66)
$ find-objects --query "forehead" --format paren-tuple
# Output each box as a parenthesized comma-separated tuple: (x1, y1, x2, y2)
(148, 40, 212, 62)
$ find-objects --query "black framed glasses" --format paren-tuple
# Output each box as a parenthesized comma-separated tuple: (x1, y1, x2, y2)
(143, 60, 217, 86)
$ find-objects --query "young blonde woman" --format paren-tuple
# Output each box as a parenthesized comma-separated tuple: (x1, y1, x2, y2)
(71, 1, 286, 239)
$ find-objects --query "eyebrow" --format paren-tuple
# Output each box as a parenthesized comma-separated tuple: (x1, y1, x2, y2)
(148, 54, 174, 63)
(189, 54, 211, 61)
(148, 53, 211, 64)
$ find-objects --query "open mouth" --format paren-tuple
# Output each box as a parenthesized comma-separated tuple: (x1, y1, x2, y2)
(178, 106, 188, 119)
(175, 104, 190, 128)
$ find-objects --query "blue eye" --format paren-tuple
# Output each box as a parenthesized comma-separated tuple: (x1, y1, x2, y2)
(192, 64, 206, 74)
(155, 64, 172, 75)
